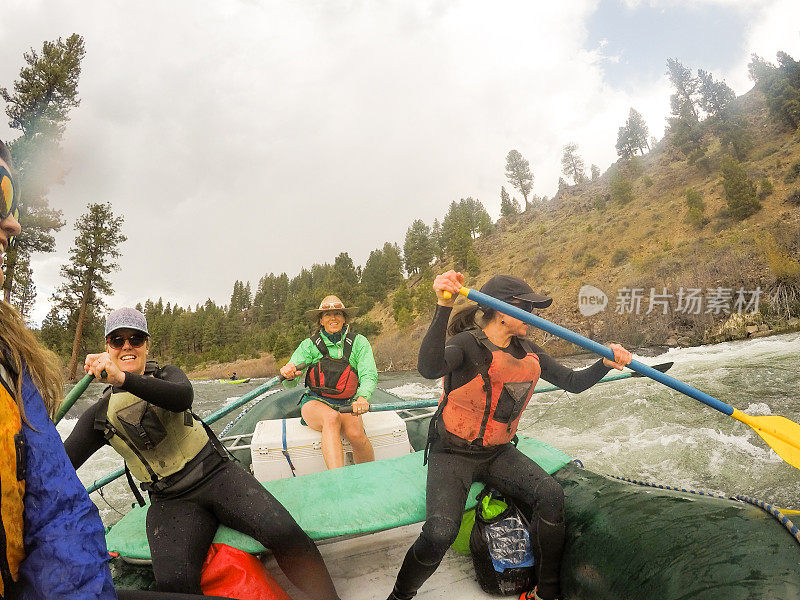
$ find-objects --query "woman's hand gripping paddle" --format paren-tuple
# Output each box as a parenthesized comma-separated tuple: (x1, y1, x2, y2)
(444, 287, 800, 470)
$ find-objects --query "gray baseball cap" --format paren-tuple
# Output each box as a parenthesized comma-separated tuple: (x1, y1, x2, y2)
(105, 307, 149, 337)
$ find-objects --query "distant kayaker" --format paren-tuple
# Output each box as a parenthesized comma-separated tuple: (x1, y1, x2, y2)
(64, 307, 342, 599)
(386, 271, 632, 600)
(231, 371, 237, 380)
(0, 139, 116, 598)
(280, 295, 378, 469)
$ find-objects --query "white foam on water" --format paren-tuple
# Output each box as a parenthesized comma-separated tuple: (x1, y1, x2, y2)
(743, 402, 773, 415)
(386, 381, 442, 399)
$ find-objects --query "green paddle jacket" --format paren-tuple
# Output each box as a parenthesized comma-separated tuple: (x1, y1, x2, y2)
(284, 327, 378, 400)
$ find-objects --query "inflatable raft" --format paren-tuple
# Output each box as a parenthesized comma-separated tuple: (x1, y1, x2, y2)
(106, 387, 800, 599)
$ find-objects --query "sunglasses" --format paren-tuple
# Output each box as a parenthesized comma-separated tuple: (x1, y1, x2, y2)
(509, 300, 536, 313)
(107, 332, 149, 350)
(319, 301, 345, 310)
(0, 166, 20, 223)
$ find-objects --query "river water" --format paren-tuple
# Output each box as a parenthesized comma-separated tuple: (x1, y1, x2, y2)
(58, 331, 800, 525)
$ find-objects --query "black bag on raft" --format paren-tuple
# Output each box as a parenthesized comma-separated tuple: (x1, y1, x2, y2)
(469, 487, 536, 595)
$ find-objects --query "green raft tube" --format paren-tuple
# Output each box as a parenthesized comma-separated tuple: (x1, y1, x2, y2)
(107, 387, 800, 599)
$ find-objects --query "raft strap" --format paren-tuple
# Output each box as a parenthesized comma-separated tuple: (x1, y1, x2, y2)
(608, 473, 800, 547)
(281, 419, 297, 477)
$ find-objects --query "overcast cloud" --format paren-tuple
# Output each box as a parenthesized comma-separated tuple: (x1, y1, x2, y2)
(1, 0, 798, 325)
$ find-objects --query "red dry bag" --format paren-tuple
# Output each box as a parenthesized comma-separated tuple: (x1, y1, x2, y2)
(201, 543, 291, 600)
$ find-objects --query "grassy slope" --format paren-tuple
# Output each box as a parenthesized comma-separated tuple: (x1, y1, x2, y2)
(369, 87, 800, 369)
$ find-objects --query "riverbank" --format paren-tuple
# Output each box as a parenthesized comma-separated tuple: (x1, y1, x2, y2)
(186, 352, 278, 380)
(184, 317, 800, 380)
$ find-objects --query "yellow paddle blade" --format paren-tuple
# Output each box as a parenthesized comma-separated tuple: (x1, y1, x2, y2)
(732, 411, 800, 470)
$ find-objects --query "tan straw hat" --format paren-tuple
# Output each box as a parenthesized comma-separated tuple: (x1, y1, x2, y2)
(304, 295, 359, 320)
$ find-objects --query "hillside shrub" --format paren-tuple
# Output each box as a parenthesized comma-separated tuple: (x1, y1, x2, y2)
(628, 157, 644, 177)
(609, 171, 634, 205)
(593, 195, 607, 211)
(788, 189, 800, 206)
(392, 287, 414, 324)
(757, 145, 779, 160)
(688, 149, 712, 172)
(720, 155, 761, 220)
(643, 175, 654, 187)
(584, 253, 599, 268)
(784, 161, 800, 183)
(354, 317, 382, 337)
(611, 249, 630, 266)
(684, 188, 708, 229)
(759, 177, 774, 200)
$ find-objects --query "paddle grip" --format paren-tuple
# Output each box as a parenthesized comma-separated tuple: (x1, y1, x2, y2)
(279, 362, 307, 381)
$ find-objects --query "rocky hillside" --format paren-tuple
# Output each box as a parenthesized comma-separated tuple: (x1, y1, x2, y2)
(368, 86, 800, 369)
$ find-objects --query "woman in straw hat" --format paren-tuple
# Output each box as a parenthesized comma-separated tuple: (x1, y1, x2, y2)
(280, 295, 378, 469)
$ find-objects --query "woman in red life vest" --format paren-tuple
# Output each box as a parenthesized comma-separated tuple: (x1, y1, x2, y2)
(280, 295, 378, 469)
(386, 271, 632, 600)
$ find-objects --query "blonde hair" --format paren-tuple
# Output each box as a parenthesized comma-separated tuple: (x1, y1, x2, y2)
(0, 301, 64, 422)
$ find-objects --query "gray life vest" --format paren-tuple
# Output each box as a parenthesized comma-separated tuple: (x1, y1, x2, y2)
(95, 363, 210, 486)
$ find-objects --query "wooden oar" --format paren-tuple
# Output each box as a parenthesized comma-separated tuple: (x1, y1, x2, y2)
(339, 362, 674, 413)
(444, 286, 800, 470)
(85, 365, 305, 495)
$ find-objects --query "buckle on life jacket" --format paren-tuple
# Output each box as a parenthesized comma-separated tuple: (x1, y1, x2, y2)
(15, 431, 26, 481)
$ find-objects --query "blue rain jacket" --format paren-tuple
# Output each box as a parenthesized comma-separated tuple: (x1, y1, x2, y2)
(16, 366, 116, 599)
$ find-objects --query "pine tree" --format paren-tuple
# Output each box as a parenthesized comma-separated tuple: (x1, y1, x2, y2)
(720, 156, 761, 220)
(328, 252, 359, 300)
(499, 186, 520, 217)
(403, 219, 434, 275)
(441, 201, 479, 274)
(505, 150, 533, 210)
(362, 248, 389, 301)
(560, 143, 586, 184)
(1, 34, 85, 302)
(459, 198, 493, 239)
(626, 109, 650, 154)
(51, 203, 127, 379)
(616, 109, 649, 159)
(667, 58, 700, 122)
(431, 219, 445, 262)
(10, 250, 36, 324)
(615, 126, 635, 160)
(590, 165, 601, 180)
(697, 69, 735, 117)
(381, 243, 403, 289)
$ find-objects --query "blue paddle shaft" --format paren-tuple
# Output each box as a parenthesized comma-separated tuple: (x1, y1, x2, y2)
(465, 288, 735, 417)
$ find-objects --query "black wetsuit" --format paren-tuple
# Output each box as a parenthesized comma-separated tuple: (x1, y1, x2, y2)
(65, 367, 340, 599)
(390, 306, 611, 600)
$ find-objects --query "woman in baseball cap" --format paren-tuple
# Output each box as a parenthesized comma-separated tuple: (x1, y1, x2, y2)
(387, 270, 632, 600)
(64, 307, 342, 599)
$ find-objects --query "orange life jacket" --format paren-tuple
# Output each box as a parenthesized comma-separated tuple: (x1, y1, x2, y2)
(305, 330, 360, 401)
(440, 329, 541, 447)
(0, 363, 26, 597)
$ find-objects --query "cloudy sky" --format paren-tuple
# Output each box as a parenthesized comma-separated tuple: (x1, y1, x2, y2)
(1, 0, 798, 325)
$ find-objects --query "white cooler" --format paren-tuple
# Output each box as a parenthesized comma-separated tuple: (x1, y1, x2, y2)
(250, 411, 412, 482)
